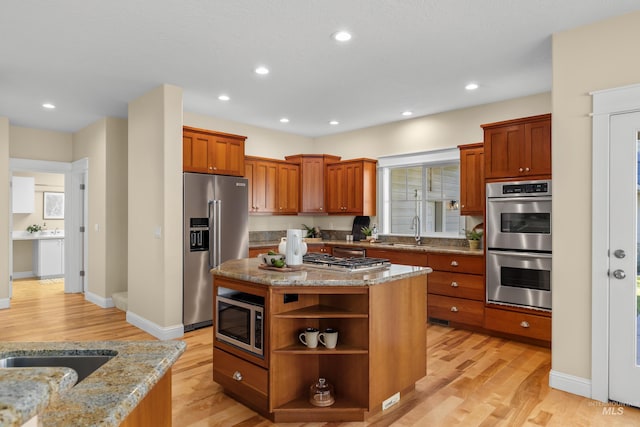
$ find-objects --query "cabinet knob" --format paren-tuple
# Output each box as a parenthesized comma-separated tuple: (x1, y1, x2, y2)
(519, 167, 524, 172)
(279, 207, 282, 210)
(461, 204, 465, 208)
(232, 371, 243, 381)
(209, 166, 213, 170)
(450, 281, 459, 288)
(450, 306, 458, 312)
(520, 321, 530, 328)
(450, 260, 459, 267)
(320, 207, 323, 211)
(525, 167, 530, 172)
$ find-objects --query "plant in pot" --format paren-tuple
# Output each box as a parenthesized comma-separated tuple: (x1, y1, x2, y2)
(361, 226, 373, 241)
(302, 224, 322, 242)
(465, 228, 483, 249)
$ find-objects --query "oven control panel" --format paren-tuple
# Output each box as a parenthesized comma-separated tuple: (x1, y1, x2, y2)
(487, 179, 552, 198)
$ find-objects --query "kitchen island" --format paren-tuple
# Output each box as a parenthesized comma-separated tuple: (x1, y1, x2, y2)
(212, 257, 431, 422)
(0, 340, 185, 427)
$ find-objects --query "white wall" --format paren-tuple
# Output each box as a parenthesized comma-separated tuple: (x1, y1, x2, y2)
(0, 118, 9, 303)
(128, 85, 183, 338)
(552, 10, 640, 381)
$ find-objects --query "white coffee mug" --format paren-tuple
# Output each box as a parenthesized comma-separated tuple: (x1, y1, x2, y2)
(318, 328, 338, 349)
(299, 327, 319, 348)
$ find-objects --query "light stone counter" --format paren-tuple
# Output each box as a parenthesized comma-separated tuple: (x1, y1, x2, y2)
(213, 257, 431, 286)
(0, 341, 185, 427)
(250, 239, 483, 256)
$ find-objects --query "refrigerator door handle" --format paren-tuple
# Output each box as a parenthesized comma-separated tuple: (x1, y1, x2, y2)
(215, 200, 221, 267)
(208, 200, 215, 268)
(209, 200, 222, 268)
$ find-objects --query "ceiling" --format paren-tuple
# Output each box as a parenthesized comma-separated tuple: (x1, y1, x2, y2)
(2, 1, 640, 137)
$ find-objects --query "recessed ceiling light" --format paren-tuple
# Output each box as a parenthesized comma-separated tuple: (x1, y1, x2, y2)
(402, 111, 413, 116)
(329, 120, 339, 126)
(255, 66, 270, 75)
(218, 94, 230, 101)
(465, 82, 479, 91)
(42, 103, 56, 109)
(280, 118, 289, 123)
(332, 31, 352, 42)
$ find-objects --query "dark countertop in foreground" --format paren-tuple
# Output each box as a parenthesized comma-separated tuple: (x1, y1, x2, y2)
(0, 340, 186, 427)
(213, 257, 431, 286)
(250, 239, 483, 256)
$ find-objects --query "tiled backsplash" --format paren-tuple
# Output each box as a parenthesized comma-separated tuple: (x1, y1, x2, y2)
(249, 230, 469, 247)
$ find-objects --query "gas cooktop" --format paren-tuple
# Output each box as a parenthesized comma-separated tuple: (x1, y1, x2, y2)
(302, 253, 391, 272)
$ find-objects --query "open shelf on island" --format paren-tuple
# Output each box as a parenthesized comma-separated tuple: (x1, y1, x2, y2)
(273, 397, 367, 422)
(274, 304, 368, 319)
(273, 343, 368, 355)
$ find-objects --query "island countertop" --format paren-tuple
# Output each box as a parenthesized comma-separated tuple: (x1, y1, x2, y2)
(212, 257, 431, 286)
(0, 340, 186, 427)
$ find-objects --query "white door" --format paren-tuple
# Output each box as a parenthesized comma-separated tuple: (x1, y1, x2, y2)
(609, 111, 640, 406)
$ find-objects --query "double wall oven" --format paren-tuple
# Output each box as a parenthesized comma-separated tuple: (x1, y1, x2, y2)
(486, 180, 552, 311)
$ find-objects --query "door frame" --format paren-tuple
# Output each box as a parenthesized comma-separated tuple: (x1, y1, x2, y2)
(591, 83, 640, 402)
(8, 158, 88, 295)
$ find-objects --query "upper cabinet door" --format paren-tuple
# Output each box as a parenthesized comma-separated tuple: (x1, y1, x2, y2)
(326, 159, 377, 216)
(458, 143, 484, 216)
(183, 131, 210, 174)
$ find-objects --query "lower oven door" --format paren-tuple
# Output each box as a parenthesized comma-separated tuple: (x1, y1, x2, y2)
(486, 250, 552, 311)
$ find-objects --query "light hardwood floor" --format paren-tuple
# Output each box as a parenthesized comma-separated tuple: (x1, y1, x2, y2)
(3, 279, 640, 426)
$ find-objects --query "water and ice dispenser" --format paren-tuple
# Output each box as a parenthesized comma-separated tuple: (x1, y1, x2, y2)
(189, 218, 209, 252)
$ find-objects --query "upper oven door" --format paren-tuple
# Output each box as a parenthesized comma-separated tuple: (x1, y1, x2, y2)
(486, 195, 552, 252)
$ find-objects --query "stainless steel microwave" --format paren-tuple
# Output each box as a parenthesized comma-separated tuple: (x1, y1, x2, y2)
(215, 290, 264, 357)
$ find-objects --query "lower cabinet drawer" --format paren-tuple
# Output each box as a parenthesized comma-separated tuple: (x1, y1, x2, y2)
(484, 307, 551, 342)
(213, 347, 268, 411)
(427, 294, 484, 326)
(428, 271, 484, 301)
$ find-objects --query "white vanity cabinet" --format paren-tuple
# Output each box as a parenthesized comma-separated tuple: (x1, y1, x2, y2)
(33, 239, 64, 278)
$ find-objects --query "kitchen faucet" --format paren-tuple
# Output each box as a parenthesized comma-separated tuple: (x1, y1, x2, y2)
(411, 215, 421, 245)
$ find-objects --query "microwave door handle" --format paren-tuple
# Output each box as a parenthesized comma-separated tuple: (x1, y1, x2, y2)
(489, 250, 552, 259)
(488, 196, 553, 203)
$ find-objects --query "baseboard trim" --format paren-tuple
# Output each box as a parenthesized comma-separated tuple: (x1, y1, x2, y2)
(0, 298, 9, 309)
(12, 271, 34, 279)
(549, 369, 592, 399)
(126, 310, 184, 340)
(85, 291, 114, 309)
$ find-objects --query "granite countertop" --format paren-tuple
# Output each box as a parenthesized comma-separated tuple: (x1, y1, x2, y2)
(250, 239, 483, 256)
(213, 257, 431, 287)
(0, 340, 186, 427)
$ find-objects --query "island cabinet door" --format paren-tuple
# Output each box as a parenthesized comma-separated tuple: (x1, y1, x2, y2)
(120, 370, 172, 427)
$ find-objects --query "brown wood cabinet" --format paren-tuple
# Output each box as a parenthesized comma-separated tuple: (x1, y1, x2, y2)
(277, 162, 300, 214)
(427, 253, 485, 327)
(245, 157, 278, 213)
(482, 114, 551, 180)
(484, 306, 551, 343)
(325, 159, 377, 215)
(120, 370, 172, 427)
(285, 154, 341, 214)
(183, 126, 246, 176)
(245, 156, 299, 214)
(212, 274, 426, 422)
(458, 142, 485, 216)
(365, 247, 429, 266)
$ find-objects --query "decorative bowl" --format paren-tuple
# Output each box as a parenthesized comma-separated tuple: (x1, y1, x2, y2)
(260, 253, 286, 265)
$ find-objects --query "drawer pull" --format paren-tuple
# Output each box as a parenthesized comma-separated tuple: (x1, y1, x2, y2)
(450, 260, 459, 267)
(232, 371, 243, 381)
(450, 281, 459, 288)
(450, 306, 458, 312)
(520, 321, 530, 328)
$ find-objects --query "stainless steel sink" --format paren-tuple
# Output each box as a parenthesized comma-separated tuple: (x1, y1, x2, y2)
(373, 242, 421, 248)
(0, 353, 116, 383)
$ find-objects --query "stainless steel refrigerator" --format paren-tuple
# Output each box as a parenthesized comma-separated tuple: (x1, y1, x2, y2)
(183, 173, 249, 331)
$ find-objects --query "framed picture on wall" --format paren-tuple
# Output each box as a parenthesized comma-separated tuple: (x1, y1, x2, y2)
(43, 192, 64, 219)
